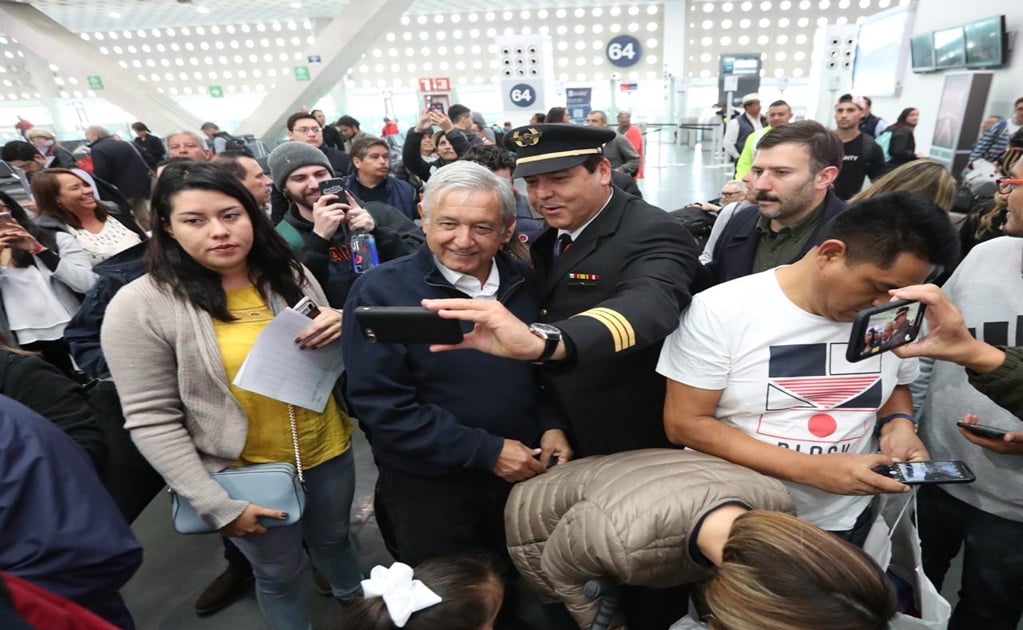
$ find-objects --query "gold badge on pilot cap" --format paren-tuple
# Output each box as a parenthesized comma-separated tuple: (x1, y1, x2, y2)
(511, 127, 542, 148)
(506, 123, 616, 179)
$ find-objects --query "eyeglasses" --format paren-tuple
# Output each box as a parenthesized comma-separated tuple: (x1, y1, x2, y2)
(721, 189, 744, 198)
(293, 126, 322, 134)
(997, 178, 1023, 194)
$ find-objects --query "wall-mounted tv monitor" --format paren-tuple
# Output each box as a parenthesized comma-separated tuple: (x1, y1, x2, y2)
(964, 15, 1006, 68)
(934, 26, 966, 68)
(852, 4, 915, 97)
(910, 33, 935, 72)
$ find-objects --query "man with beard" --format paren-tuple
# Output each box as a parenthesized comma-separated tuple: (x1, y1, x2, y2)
(704, 120, 845, 287)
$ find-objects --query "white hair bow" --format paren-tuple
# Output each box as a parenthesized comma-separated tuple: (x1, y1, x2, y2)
(361, 562, 442, 627)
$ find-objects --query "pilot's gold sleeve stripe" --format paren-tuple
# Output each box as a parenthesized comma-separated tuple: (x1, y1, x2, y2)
(575, 308, 626, 352)
(590, 307, 636, 350)
(515, 148, 603, 164)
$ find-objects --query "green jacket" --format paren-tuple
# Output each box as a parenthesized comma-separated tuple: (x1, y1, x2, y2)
(968, 346, 1023, 419)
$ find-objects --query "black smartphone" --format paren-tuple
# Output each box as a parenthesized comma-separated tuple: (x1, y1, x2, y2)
(871, 460, 976, 485)
(354, 306, 464, 344)
(846, 299, 926, 363)
(956, 421, 1009, 440)
(318, 178, 349, 199)
(428, 101, 445, 115)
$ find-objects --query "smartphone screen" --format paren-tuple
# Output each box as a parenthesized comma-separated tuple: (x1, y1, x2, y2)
(846, 300, 926, 363)
(428, 101, 445, 115)
(872, 460, 976, 485)
(0, 211, 14, 225)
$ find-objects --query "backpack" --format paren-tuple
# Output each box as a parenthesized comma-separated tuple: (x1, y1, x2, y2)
(214, 131, 252, 156)
(875, 130, 893, 162)
(669, 206, 717, 250)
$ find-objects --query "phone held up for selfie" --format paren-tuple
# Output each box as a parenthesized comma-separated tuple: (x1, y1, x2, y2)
(317, 178, 379, 274)
(355, 306, 464, 345)
(292, 296, 321, 319)
(871, 460, 976, 485)
(846, 299, 926, 363)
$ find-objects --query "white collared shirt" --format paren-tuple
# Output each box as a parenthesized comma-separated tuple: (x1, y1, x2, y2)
(433, 256, 501, 300)
(557, 190, 614, 243)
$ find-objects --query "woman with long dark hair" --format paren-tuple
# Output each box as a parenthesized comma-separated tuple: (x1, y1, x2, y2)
(101, 161, 362, 628)
(0, 190, 95, 375)
(31, 168, 145, 266)
(885, 107, 922, 169)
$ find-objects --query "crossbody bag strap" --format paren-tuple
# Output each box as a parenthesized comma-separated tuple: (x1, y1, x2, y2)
(287, 404, 304, 483)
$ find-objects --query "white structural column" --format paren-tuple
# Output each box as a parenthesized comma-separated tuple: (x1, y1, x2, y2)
(0, 2, 203, 133)
(235, 0, 416, 139)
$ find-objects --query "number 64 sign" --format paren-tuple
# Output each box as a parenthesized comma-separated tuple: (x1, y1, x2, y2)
(606, 35, 643, 68)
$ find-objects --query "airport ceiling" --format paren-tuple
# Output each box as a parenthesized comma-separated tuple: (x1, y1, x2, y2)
(24, 0, 663, 32)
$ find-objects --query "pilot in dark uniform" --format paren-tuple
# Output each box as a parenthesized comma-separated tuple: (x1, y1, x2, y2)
(510, 124, 701, 457)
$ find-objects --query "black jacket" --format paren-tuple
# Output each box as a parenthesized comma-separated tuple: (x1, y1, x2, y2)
(276, 202, 424, 307)
(886, 126, 918, 169)
(531, 190, 700, 456)
(704, 190, 846, 287)
(0, 350, 106, 469)
(88, 136, 151, 199)
(342, 246, 566, 476)
(401, 127, 471, 182)
(64, 243, 147, 379)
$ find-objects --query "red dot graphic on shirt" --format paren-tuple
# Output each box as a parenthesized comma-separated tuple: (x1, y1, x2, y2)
(807, 414, 837, 438)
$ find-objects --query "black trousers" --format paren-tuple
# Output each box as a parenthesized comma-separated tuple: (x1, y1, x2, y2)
(376, 463, 513, 567)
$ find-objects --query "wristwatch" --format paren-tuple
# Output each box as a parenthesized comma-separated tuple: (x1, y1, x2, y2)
(528, 323, 562, 363)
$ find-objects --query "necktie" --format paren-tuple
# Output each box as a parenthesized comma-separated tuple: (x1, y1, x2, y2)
(556, 233, 573, 257)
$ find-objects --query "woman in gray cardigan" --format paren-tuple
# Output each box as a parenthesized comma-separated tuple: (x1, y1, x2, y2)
(101, 162, 361, 629)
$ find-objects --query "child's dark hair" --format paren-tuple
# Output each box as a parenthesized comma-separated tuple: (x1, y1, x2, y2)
(336, 556, 503, 630)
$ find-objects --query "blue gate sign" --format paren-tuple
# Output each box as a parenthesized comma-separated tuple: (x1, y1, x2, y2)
(606, 35, 643, 68)
(509, 83, 537, 107)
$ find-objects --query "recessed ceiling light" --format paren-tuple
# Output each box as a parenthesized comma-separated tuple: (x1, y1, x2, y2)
(290, 1, 303, 7)
(109, 11, 121, 18)
(197, 6, 210, 13)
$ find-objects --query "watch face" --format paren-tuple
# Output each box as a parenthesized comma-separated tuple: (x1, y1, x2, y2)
(530, 323, 562, 338)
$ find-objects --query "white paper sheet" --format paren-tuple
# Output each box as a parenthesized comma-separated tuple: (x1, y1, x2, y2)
(233, 307, 344, 412)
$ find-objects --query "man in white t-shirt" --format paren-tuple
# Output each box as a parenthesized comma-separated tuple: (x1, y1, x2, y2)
(658, 191, 960, 545)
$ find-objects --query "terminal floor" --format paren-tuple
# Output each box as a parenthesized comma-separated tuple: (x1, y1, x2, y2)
(122, 141, 987, 629)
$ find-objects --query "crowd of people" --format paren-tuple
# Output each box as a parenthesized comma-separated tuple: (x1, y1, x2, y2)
(0, 91, 1022, 630)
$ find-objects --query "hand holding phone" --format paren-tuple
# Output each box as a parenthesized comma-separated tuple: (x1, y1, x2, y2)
(312, 179, 350, 240)
(871, 460, 976, 485)
(956, 421, 1008, 439)
(847, 300, 926, 363)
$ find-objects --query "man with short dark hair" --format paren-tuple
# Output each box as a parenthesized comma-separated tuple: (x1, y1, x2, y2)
(705, 120, 846, 287)
(832, 94, 886, 200)
(446, 104, 485, 147)
(660, 191, 959, 545)
(268, 141, 422, 307)
(199, 122, 230, 154)
(285, 111, 351, 176)
(344, 135, 417, 221)
(211, 151, 273, 209)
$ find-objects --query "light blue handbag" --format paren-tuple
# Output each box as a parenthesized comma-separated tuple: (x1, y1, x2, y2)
(170, 405, 306, 535)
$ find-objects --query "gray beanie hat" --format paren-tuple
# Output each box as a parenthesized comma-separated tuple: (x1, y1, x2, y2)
(268, 141, 333, 191)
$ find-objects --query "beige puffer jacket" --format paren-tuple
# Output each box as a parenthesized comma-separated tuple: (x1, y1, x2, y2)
(505, 449, 797, 629)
